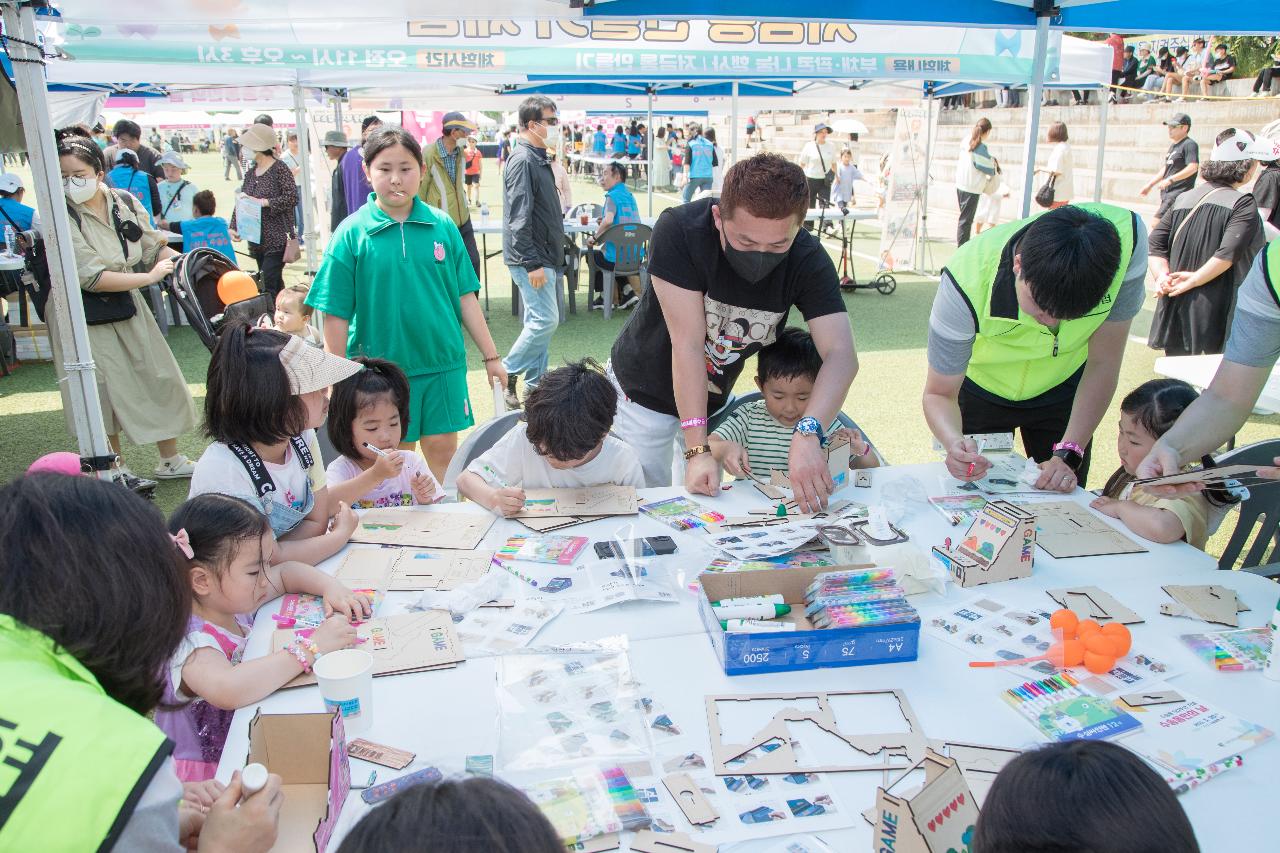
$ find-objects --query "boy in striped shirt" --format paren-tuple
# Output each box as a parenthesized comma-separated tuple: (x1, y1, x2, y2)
(710, 327, 878, 480)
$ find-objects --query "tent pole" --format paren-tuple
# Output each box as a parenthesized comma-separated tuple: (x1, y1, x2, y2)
(293, 81, 318, 276)
(646, 89, 654, 217)
(918, 87, 934, 274)
(334, 95, 344, 138)
(1094, 93, 1108, 203)
(2, 1, 113, 478)
(730, 80, 740, 168)
(1020, 10, 1051, 218)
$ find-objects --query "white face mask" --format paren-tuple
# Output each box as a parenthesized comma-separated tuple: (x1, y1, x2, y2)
(63, 175, 98, 204)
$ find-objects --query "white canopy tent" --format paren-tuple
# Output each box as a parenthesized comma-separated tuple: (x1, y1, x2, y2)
(10, 6, 1110, 466)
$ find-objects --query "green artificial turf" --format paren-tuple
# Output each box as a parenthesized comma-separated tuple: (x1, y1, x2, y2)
(2, 151, 1276, 562)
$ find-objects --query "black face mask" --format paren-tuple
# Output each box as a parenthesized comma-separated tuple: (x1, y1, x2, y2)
(722, 238, 787, 283)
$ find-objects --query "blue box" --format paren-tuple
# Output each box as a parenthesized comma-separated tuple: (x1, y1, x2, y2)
(697, 566, 920, 676)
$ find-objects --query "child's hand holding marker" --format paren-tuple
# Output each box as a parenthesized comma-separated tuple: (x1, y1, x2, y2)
(363, 442, 405, 481)
(410, 471, 443, 504)
(948, 436, 991, 481)
(477, 462, 526, 517)
(310, 614, 359, 654)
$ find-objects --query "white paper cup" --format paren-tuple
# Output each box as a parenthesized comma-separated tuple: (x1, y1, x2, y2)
(313, 649, 374, 734)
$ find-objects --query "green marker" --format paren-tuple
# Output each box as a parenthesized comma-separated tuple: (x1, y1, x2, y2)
(775, 503, 787, 517)
(714, 601, 792, 621)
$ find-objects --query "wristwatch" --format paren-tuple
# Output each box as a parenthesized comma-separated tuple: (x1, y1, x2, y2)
(683, 444, 712, 461)
(1052, 441, 1084, 472)
(793, 416, 826, 445)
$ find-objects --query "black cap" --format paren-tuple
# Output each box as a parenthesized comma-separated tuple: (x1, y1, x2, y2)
(361, 115, 383, 132)
(1163, 113, 1191, 128)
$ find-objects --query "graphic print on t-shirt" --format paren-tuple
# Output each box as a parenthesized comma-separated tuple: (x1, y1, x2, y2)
(703, 296, 784, 394)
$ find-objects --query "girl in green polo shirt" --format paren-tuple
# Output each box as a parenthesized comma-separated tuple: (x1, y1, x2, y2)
(307, 127, 507, 480)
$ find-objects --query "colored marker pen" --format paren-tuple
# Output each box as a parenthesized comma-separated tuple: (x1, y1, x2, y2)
(362, 442, 392, 458)
(1265, 594, 1280, 681)
(712, 601, 792, 621)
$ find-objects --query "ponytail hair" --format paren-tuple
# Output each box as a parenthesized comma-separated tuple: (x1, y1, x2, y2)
(56, 127, 107, 174)
(204, 323, 310, 445)
(169, 493, 272, 581)
(1120, 378, 1199, 440)
(968, 117, 993, 152)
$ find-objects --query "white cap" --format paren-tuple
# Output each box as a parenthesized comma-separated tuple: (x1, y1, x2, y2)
(241, 762, 269, 795)
(1210, 129, 1280, 162)
(0, 174, 22, 194)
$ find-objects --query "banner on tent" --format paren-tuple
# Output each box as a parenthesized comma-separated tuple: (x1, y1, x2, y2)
(57, 19, 1061, 83)
(878, 104, 937, 274)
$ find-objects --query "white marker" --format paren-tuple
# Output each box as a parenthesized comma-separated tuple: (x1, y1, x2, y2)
(362, 442, 391, 458)
(241, 762, 269, 796)
(1266, 594, 1280, 682)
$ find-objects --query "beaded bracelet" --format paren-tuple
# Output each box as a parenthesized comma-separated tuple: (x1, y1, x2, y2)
(680, 417, 708, 430)
(285, 640, 310, 672)
(287, 637, 322, 673)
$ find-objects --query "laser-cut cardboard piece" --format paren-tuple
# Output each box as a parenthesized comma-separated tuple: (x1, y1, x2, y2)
(706, 690, 928, 775)
(873, 750, 979, 853)
(662, 772, 719, 826)
(1160, 584, 1248, 626)
(348, 509, 494, 550)
(931, 500, 1035, 588)
(630, 830, 717, 853)
(516, 485, 640, 518)
(1046, 586, 1143, 625)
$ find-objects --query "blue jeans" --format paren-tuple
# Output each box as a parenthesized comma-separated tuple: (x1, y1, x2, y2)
(682, 176, 712, 203)
(503, 265, 561, 388)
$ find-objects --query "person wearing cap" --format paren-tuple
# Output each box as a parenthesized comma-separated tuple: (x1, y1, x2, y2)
(106, 149, 160, 224)
(923, 203, 1150, 493)
(340, 116, 383, 220)
(155, 151, 198, 235)
(321, 129, 352, 233)
(681, 123, 717, 203)
(797, 122, 837, 220)
(1147, 129, 1266, 357)
(1139, 114, 1199, 224)
(0, 173, 41, 239)
(229, 123, 298, 300)
(417, 111, 482, 276)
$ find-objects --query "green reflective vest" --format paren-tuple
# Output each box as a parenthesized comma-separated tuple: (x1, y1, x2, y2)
(1264, 240, 1280, 309)
(0, 614, 172, 851)
(945, 202, 1136, 402)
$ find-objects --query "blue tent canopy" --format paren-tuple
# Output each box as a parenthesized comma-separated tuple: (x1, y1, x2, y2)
(519, 78, 793, 99)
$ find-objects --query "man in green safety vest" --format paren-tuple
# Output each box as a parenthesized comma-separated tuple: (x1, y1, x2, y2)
(924, 203, 1149, 492)
(1139, 240, 1280, 489)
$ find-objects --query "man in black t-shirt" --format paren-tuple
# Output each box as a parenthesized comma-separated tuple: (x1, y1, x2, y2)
(1254, 156, 1280, 238)
(608, 154, 856, 511)
(1199, 44, 1237, 96)
(1139, 113, 1199, 224)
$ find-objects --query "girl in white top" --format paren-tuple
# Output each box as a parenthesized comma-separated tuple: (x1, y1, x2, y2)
(325, 357, 446, 508)
(1036, 121, 1074, 207)
(156, 152, 197, 230)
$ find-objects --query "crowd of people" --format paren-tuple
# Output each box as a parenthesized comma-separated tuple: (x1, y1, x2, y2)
(4, 80, 1280, 849)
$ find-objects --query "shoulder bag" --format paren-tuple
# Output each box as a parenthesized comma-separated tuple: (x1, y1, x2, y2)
(73, 190, 147, 325)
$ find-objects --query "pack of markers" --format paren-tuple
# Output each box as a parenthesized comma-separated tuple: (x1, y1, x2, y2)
(696, 564, 919, 675)
(802, 568, 920, 631)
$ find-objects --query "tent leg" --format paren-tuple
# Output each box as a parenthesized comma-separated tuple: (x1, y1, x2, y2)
(646, 89, 654, 217)
(730, 80, 740, 168)
(3, 2, 113, 478)
(1094, 95, 1108, 203)
(918, 89, 935, 274)
(1020, 12, 1051, 218)
(293, 81, 318, 276)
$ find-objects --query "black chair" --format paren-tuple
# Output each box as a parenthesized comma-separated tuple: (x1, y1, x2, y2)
(707, 390, 887, 466)
(1211, 438, 1280, 577)
(585, 222, 652, 320)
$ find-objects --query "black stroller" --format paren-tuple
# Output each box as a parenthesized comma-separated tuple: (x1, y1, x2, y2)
(167, 248, 274, 351)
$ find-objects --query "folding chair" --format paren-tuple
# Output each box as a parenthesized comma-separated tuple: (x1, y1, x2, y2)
(585, 222, 652, 320)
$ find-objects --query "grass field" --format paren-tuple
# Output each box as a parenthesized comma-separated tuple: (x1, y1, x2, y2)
(2, 150, 1276, 562)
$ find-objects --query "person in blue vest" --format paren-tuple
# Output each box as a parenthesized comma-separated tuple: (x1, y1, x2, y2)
(610, 125, 627, 157)
(106, 149, 159, 224)
(626, 124, 642, 158)
(587, 161, 641, 311)
(178, 190, 236, 260)
(682, 123, 717, 203)
(0, 172, 40, 238)
(0, 473, 283, 851)
(592, 125, 607, 156)
(923, 204, 1149, 492)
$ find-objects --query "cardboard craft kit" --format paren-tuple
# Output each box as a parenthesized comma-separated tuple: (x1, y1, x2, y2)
(1133, 463, 1260, 489)
(931, 500, 1036, 588)
(245, 709, 350, 853)
(707, 689, 929, 776)
(516, 485, 641, 519)
(697, 565, 920, 675)
(273, 610, 464, 688)
(1046, 586, 1143, 625)
(762, 432, 853, 491)
(872, 750, 979, 853)
(334, 547, 495, 592)
(348, 508, 494, 549)
(1032, 501, 1147, 558)
(1161, 584, 1249, 626)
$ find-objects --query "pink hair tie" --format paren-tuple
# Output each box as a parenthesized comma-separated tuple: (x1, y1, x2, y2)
(171, 529, 194, 560)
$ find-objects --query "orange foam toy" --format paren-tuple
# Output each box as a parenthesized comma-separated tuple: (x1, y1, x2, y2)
(217, 270, 258, 305)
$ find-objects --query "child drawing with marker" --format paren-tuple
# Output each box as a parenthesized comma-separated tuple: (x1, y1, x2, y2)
(457, 359, 644, 517)
(156, 493, 370, 782)
(1090, 379, 1211, 549)
(325, 357, 445, 509)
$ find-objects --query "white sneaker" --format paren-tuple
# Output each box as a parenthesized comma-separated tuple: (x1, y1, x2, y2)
(155, 455, 196, 479)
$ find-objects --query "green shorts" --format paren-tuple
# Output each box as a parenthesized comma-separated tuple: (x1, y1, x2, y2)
(404, 368, 475, 440)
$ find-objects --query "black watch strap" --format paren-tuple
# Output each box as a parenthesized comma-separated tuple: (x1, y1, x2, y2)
(1052, 448, 1083, 471)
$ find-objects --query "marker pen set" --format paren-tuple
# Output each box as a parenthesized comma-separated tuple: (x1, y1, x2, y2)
(712, 595, 793, 631)
(802, 568, 919, 630)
